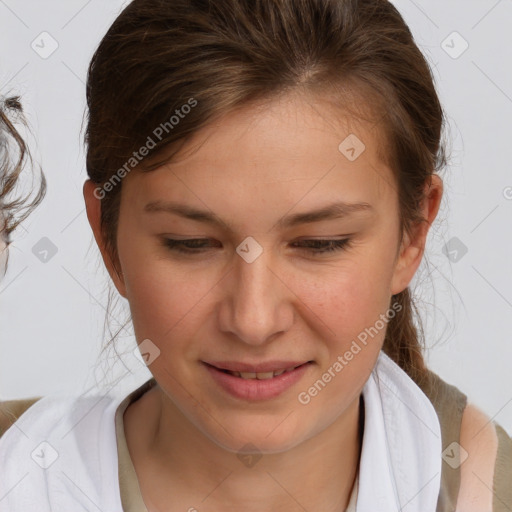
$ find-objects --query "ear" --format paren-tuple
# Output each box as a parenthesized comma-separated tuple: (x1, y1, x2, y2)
(390, 174, 443, 295)
(83, 180, 127, 298)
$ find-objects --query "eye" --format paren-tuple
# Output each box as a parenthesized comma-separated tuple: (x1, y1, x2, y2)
(161, 238, 352, 256)
(162, 238, 219, 254)
(292, 238, 352, 255)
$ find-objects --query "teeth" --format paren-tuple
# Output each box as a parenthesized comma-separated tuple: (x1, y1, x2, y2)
(227, 366, 301, 379)
(254, 371, 274, 380)
(238, 372, 256, 379)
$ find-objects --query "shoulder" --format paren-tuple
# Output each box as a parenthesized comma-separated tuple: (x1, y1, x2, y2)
(0, 397, 42, 438)
(416, 370, 512, 511)
(0, 390, 130, 440)
(456, 402, 502, 512)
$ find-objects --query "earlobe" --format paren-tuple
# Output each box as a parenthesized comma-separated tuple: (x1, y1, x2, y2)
(83, 180, 127, 298)
(390, 175, 443, 295)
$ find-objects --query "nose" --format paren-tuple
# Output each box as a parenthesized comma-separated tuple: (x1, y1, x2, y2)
(218, 244, 294, 346)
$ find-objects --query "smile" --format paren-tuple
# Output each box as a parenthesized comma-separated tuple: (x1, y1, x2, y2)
(203, 361, 313, 401)
(220, 365, 303, 379)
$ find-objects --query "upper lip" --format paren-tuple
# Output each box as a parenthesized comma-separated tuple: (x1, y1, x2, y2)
(204, 360, 312, 373)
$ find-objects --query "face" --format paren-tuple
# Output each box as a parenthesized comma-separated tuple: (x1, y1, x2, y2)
(87, 91, 428, 454)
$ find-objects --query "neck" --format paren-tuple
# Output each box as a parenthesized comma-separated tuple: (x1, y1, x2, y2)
(125, 386, 364, 512)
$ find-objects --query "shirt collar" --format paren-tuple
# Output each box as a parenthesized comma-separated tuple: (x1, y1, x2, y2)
(356, 351, 442, 511)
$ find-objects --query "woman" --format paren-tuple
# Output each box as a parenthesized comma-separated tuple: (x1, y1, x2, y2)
(1, 1, 510, 511)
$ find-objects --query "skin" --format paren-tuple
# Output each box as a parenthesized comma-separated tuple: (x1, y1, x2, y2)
(84, 90, 444, 511)
(457, 403, 497, 512)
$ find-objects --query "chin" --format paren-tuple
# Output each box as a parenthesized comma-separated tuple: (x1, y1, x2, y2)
(200, 416, 311, 456)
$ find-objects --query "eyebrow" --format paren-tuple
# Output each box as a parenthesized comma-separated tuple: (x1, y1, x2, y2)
(144, 200, 374, 231)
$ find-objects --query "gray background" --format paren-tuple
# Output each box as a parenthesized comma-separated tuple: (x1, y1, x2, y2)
(0, 0, 511, 432)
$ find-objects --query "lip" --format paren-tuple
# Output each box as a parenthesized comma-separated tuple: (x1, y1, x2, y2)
(203, 360, 310, 373)
(203, 361, 313, 401)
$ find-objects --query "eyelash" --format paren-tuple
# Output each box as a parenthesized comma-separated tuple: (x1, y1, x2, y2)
(162, 238, 352, 256)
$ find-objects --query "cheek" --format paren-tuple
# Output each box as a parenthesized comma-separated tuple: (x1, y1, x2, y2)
(288, 244, 397, 387)
(124, 260, 209, 343)
(294, 254, 396, 338)
(292, 264, 395, 418)
(117, 236, 222, 364)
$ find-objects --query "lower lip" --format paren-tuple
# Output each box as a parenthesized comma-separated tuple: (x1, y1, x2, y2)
(203, 362, 312, 401)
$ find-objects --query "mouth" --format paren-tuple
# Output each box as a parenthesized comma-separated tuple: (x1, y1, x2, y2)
(203, 360, 314, 401)
(213, 361, 312, 380)
(203, 361, 313, 380)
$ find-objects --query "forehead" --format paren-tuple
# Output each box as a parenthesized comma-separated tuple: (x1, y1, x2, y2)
(124, 91, 396, 215)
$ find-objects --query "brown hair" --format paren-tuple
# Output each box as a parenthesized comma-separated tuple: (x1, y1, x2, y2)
(0, 96, 46, 247)
(85, 0, 448, 386)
